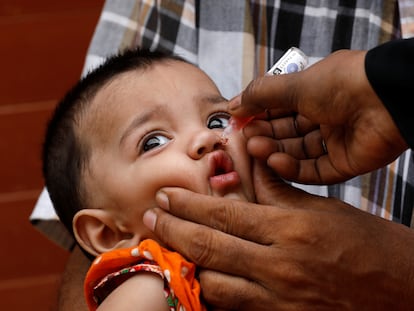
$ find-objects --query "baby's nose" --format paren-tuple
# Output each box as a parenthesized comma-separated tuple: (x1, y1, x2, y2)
(188, 130, 222, 159)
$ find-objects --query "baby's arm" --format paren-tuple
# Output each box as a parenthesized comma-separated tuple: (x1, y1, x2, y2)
(96, 272, 169, 311)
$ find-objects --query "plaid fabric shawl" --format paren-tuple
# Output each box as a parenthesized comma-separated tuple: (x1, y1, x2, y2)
(400, 0, 414, 38)
(32, 0, 414, 249)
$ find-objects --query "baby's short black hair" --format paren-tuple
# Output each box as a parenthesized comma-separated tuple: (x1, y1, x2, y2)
(42, 48, 185, 237)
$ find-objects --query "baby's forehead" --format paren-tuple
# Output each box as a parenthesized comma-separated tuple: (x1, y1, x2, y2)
(79, 60, 216, 140)
(99, 59, 200, 91)
(93, 60, 215, 103)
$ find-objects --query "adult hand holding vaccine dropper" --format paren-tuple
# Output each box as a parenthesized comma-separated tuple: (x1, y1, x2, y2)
(227, 44, 408, 185)
(222, 47, 308, 143)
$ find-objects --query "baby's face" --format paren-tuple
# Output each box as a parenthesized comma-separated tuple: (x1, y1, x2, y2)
(81, 60, 255, 242)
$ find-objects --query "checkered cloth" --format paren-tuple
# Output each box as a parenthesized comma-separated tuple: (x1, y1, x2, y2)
(31, 0, 414, 249)
(400, 0, 414, 38)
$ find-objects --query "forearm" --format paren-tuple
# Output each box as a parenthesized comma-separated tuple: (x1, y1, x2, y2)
(97, 273, 168, 311)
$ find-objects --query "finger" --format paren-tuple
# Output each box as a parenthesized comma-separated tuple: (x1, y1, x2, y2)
(154, 189, 277, 244)
(246, 136, 284, 161)
(291, 114, 320, 136)
(267, 153, 349, 184)
(229, 74, 300, 117)
(247, 129, 326, 163)
(244, 118, 301, 140)
(199, 270, 274, 311)
(300, 129, 326, 158)
(147, 206, 273, 278)
(243, 114, 319, 141)
(243, 119, 275, 139)
(266, 113, 318, 138)
(252, 159, 311, 206)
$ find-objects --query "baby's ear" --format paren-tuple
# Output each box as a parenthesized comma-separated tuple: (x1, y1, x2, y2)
(73, 209, 138, 257)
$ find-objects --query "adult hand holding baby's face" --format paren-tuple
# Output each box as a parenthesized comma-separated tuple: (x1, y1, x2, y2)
(144, 161, 414, 310)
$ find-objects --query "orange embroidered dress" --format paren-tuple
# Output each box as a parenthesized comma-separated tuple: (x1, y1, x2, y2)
(84, 239, 206, 311)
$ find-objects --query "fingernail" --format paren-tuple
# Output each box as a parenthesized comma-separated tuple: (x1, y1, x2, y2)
(156, 190, 170, 210)
(228, 95, 241, 111)
(143, 210, 157, 231)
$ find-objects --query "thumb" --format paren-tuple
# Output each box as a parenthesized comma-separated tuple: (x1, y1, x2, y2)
(253, 159, 308, 206)
(228, 75, 299, 118)
(253, 160, 289, 204)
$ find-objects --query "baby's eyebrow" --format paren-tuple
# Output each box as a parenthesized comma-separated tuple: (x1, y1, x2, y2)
(200, 94, 228, 105)
(119, 105, 163, 146)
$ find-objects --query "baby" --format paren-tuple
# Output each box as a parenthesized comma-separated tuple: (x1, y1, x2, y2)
(42, 48, 255, 310)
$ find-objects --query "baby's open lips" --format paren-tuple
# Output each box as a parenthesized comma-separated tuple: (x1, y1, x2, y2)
(209, 150, 233, 177)
(208, 150, 241, 191)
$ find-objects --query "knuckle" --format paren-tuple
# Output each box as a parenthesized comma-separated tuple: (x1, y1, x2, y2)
(277, 259, 307, 285)
(201, 283, 239, 310)
(243, 78, 257, 98)
(243, 77, 268, 110)
(199, 274, 250, 311)
(186, 227, 216, 266)
(229, 286, 254, 310)
(208, 199, 243, 235)
(233, 282, 273, 311)
(208, 201, 231, 231)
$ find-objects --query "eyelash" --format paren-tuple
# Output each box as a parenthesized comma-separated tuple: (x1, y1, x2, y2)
(207, 112, 231, 129)
(139, 111, 231, 153)
(139, 131, 171, 154)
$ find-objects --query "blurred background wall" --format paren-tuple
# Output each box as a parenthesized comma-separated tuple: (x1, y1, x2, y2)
(0, 1, 104, 309)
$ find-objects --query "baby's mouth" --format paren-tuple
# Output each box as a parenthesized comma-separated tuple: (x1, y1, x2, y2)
(208, 150, 241, 192)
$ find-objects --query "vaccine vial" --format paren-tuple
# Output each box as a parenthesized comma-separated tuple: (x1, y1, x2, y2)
(266, 47, 308, 76)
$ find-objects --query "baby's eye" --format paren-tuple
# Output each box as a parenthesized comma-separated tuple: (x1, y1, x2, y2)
(208, 112, 231, 129)
(142, 134, 171, 152)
